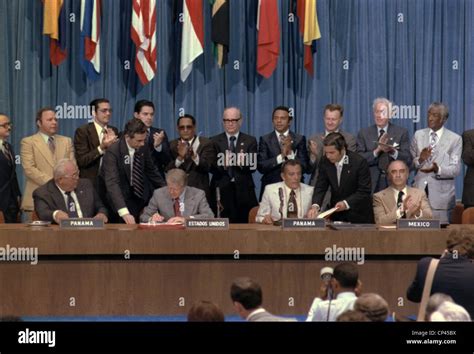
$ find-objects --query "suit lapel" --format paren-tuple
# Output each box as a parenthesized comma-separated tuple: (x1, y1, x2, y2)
(89, 123, 100, 148)
(48, 181, 68, 211)
(383, 189, 396, 212)
(271, 132, 281, 154)
(34, 133, 55, 168)
(119, 139, 132, 183)
(183, 187, 195, 216)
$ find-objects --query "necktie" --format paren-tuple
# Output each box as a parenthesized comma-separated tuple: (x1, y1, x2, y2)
(2, 142, 12, 164)
(65, 192, 79, 218)
(287, 190, 298, 218)
(48, 136, 55, 154)
(279, 134, 285, 147)
(229, 136, 236, 178)
(101, 128, 107, 142)
(146, 129, 150, 143)
(397, 190, 406, 218)
(378, 129, 385, 141)
(336, 163, 342, 186)
(173, 198, 182, 216)
(430, 132, 438, 149)
(132, 151, 145, 199)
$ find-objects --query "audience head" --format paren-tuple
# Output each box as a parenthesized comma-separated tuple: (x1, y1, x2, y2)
(177, 114, 196, 141)
(331, 262, 359, 294)
(387, 160, 409, 189)
(222, 107, 242, 135)
(323, 132, 347, 164)
(427, 102, 449, 132)
(430, 301, 471, 322)
(324, 104, 344, 133)
(124, 118, 147, 149)
(134, 100, 155, 128)
(425, 293, 454, 321)
(90, 98, 111, 127)
(272, 106, 292, 134)
(354, 293, 389, 322)
(336, 310, 370, 322)
(280, 160, 302, 190)
(165, 169, 188, 199)
(372, 97, 392, 128)
(187, 301, 225, 322)
(446, 229, 474, 259)
(53, 159, 80, 192)
(0, 113, 12, 139)
(230, 277, 263, 318)
(36, 107, 57, 136)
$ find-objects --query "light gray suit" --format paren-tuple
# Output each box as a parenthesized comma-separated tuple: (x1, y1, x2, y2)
(410, 127, 462, 223)
(256, 182, 314, 223)
(140, 186, 214, 222)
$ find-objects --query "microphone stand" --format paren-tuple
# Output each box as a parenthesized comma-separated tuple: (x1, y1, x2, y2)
(273, 198, 284, 226)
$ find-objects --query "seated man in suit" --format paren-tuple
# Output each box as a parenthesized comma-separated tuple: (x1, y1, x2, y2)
(256, 160, 314, 224)
(373, 160, 432, 224)
(257, 106, 309, 200)
(410, 102, 462, 224)
(140, 168, 214, 223)
(33, 159, 108, 223)
(308, 133, 374, 223)
(230, 277, 296, 322)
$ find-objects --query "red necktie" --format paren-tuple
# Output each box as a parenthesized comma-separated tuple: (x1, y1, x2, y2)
(173, 199, 181, 216)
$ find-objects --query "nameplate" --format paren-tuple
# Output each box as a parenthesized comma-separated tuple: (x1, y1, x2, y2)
(282, 218, 326, 229)
(185, 218, 229, 229)
(397, 219, 440, 229)
(60, 218, 104, 229)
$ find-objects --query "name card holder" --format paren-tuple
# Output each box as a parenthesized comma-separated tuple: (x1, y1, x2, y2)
(185, 218, 229, 230)
(397, 219, 440, 230)
(60, 218, 104, 229)
(282, 218, 326, 229)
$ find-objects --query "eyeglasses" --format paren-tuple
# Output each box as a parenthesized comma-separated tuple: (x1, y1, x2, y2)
(98, 108, 112, 113)
(178, 125, 194, 131)
(223, 118, 241, 124)
(0, 122, 12, 128)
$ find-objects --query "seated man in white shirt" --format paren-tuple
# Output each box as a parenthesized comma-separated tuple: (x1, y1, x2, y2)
(373, 160, 432, 224)
(306, 262, 361, 321)
(256, 160, 314, 223)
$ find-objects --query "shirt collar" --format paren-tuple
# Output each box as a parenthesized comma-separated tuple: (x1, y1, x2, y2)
(336, 291, 357, 299)
(275, 130, 290, 137)
(39, 132, 54, 143)
(430, 126, 444, 139)
(93, 120, 107, 133)
(325, 129, 339, 136)
(246, 308, 266, 320)
(225, 132, 240, 141)
(335, 153, 346, 168)
(377, 125, 389, 134)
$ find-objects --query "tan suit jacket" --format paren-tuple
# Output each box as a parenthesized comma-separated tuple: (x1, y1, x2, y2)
(373, 186, 432, 224)
(20, 133, 75, 210)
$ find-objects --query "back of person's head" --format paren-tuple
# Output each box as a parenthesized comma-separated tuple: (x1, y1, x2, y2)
(187, 301, 225, 322)
(124, 118, 147, 138)
(333, 262, 359, 290)
(425, 293, 454, 321)
(430, 301, 471, 322)
(446, 229, 474, 258)
(230, 277, 262, 310)
(354, 293, 389, 322)
(336, 310, 370, 322)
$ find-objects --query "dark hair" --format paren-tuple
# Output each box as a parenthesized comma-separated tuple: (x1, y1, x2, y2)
(272, 106, 292, 120)
(187, 301, 225, 322)
(446, 229, 474, 258)
(230, 277, 262, 310)
(90, 98, 110, 112)
(333, 262, 359, 289)
(336, 310, 370, 322)
(134, 100, 155, 114)
(281, 159, 302, 173)
(323, 132, 347, 152)
(0, 112, 8, 117)
(177, 114, 196, 126)
(35, 107, 55, 124)
(124, 118, 147, 138)
(324, 104, 344, 116)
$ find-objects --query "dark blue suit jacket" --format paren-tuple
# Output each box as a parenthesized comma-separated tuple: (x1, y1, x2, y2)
(147, 126, 171, 178)
(0, 142, 21, 215)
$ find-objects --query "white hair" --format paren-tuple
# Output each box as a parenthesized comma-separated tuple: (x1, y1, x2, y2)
(372, 97, 392, 117)
(53, 159, 78, 180)
(430, 301, 471, 322)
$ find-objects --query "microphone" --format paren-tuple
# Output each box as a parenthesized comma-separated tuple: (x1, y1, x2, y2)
(273, 187, 284, 226)
(216, 187, 223, 218)
(320, 267, 334, 300)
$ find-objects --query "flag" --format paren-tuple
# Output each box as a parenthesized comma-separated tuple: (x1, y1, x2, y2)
(296, 0, 321, 75)
(180, 0, 204, 82)
(210, 0, 229, 68)
(80, 0, 101, 81)
(131, 0, 157, 85)
(256, 0, 280, 78)
(43, 0, 67, 66)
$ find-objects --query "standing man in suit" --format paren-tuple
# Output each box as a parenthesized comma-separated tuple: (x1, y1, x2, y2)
(74, 98, 118, 184)
(230, 277, 296, 322)
(373, 160, 432, 224)
(256, 160, 314, 224)
(257, 106, 309, 200)
(100, 119, 165, 224)
(20, 107, 75, 218)
(140, 168, 213, 222)
(133, 100, 171, 177)
(357, 98, 411, 193)
(166, 114, 215, 203)
(210, 107, 258, 223)
(0, 113, 21, 223)
(308, 104, 357, 186)
(461, 129, 474, 209)
(308, 133, 374, 223)
(411, 102, 462, 224)
(33, 159, 108, 223)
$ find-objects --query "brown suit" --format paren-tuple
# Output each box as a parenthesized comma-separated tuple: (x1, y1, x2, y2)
(20, 133, 75, 211)
(373, 186, 432, 224)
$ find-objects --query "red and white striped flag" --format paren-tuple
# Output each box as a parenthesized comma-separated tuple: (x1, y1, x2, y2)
(131, 0, 157, 85)
(180, 0, 204, 82)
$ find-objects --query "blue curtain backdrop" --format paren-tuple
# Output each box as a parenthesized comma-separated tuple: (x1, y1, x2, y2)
(0, 0, 473, 198)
